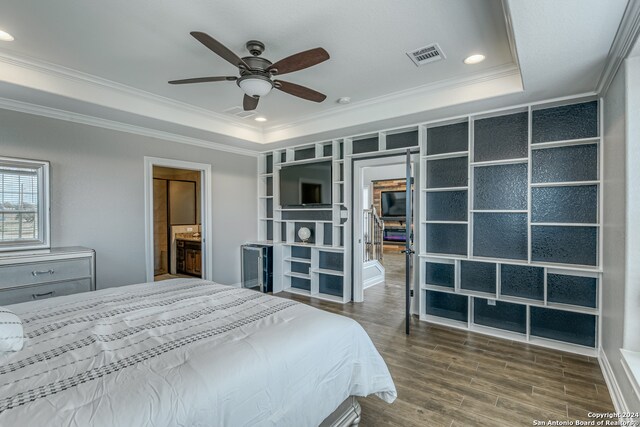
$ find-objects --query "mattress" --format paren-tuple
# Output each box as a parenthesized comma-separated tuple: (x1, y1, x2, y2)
(0, 279, 396, 426)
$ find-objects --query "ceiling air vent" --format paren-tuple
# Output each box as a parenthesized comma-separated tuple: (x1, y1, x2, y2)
(223, 106, 256, 119)
(406, 43, 445, 67)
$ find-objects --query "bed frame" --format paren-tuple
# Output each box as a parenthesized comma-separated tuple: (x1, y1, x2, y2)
(319, 396, 361, 427)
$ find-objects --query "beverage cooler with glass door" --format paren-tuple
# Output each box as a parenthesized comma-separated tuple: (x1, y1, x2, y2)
(240, 244, 273, 292)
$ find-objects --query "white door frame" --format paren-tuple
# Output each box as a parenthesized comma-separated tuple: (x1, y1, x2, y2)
(144, 157, 213, 282)
(352, 154, 420, 310)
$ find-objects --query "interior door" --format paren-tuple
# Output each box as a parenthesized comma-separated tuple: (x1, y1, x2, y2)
(403, 150, 414, 335)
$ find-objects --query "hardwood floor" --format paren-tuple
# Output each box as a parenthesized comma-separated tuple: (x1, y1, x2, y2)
(281, 253, 614, 426)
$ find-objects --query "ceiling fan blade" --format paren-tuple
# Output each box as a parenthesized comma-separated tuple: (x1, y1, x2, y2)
(243, 94, 259, 111)
(274, 80, 327, 103)
(267, 48, 329, 75)
(168, 76, 237, 85)
(190, 32, 250, 70)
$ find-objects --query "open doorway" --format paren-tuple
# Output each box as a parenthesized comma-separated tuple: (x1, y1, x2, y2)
(352, 154, 420, 317)
(153, 166, 201, 281)
(144, 157, 213, 283)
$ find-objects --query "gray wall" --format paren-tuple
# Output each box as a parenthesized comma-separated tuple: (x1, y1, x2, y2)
(0, 109, 257, 288)
(602, 57, 640, 411)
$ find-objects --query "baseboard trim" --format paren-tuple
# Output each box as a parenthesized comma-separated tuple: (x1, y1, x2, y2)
(598, 348, 629, 414)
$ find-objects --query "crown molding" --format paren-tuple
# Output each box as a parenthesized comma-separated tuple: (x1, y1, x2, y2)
(596, 0, 640, 95)
(0, 47, 521, 146)
(0, 50, 265, 143)
(0, 96, 259, 157)
(502, 0, 524, 90)
(261, 63, 522, 143)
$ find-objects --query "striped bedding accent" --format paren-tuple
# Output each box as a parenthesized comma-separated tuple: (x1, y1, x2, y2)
(0, 279, 396, 426)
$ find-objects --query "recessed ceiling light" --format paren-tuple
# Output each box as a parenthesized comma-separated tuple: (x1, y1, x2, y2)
(464, 54, 485, 65)
(0, 30, 14, 42)
(337, 97, 351, 104)
(255, 117, 267, 122)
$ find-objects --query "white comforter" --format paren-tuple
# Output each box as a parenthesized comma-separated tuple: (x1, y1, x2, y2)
(0, 279, 396, 426)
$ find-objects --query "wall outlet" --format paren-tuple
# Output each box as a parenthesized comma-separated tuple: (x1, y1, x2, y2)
(487, 299, 496, 306)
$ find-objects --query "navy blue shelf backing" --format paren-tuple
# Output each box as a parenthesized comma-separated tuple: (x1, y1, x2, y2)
(291, 246, 311, 259)
(266, 221, 273, 241)
(427, 122, 468, 155)
(474, 298, 526, 334)
(532, 185, 598, 224)
(319, 251, 343, 271)
(547, 274, 597, 308)
(291, 261, 310, 275)
(426, 190, 468, 222)
(530, 307, 596, 347)
(386, 131, 419, 150)
(473, 163, 528, 210)
(427, 156, 468, 188)
(532, 101, 598, 144)
(294, 147, 315, 161)
(426, 262, 455, 288)
(474, 112, 528, 162)
(532, 144, 598, 183)
(319, 274, 343, 297)
(291, 276, 310, 291)
(425, 290, 468, 322)
(500, 264, 544, 301)
(352, 137, 379, 154)
(460, 261, 496, 294)
(531, 225, 598, 266)
(426, 223, 468, 256)
(473, 213, 528, 260)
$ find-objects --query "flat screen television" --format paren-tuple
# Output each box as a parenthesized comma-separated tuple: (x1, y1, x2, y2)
(381, 190, 408, 217)
(279, 161, 332, 207)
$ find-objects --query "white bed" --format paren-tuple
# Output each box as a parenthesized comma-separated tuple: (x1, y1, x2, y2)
(0, 279, 396, 426)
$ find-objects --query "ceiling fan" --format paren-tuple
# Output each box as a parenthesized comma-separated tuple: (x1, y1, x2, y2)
(169, 32, 330, 111)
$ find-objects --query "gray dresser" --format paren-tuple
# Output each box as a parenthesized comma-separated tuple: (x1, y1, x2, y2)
(0, 247, 95, 306)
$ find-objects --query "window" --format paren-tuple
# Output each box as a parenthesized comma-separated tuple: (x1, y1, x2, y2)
(0, 157, 50, 252)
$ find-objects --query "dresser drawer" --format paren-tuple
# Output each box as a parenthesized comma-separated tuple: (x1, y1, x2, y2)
(0, 278, 92, 306)
(0, 258, 91, 289)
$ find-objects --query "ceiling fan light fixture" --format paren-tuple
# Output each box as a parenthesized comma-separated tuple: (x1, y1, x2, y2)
(0, 30, 14, 42)
(237, 75, 273, 97)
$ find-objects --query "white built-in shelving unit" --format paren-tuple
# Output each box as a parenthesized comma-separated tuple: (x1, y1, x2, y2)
(257, 94, 602, 356)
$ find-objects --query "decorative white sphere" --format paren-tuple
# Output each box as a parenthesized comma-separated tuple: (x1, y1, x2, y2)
(298, 227, 312, 242)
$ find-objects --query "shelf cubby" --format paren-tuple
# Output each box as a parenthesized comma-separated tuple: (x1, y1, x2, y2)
(426, 156, 468, 189)
(426, 121, 469, 155)
(531, 225, 598, 266)
(547, 273, 598, 308)
(425, 290, 468, 323)
(352, 136, 379, 154)
(473, 298, 527, 334)
(530, 306, 596, 347)
(473, 213, 528, 260)
(385, 129, 419, 150)
(531, 144, 598, 183)
(319, 274, 344, 297)
(426, 190, 467, 222)
(473, 163, 528, 210)
(426, 223, 468, 256)
(474, 111, 528, 162)
(460, 260, 496, 294)
(500, 264, 544, 301)
(425, 261, 455, 288)
(531, 185, 598, 224)
(532, 101, 598, 144)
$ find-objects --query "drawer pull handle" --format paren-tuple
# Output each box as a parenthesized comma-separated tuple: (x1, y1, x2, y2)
(32, 270, 55, 277)
(32, 291, 55, 299)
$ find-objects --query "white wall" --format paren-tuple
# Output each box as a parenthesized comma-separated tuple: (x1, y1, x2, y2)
(0, 109, 257, 288)
(362, 164, 407, 190)
(601, 55, 640, 411)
